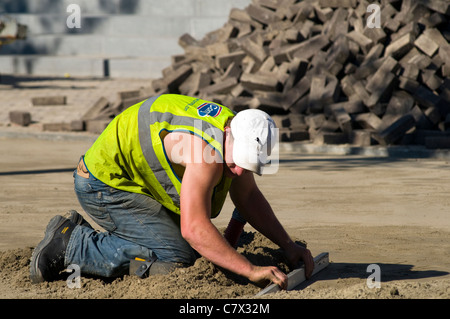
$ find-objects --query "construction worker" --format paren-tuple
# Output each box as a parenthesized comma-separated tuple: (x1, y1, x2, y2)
(30, 94, 314, 289)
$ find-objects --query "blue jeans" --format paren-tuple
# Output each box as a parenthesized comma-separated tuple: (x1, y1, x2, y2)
(66, 166, 197, 278)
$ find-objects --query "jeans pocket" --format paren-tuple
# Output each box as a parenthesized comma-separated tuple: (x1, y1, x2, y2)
(74, 173, 94, 194)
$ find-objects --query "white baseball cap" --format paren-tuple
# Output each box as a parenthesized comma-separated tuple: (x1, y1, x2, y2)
(230, 109, 277, 175)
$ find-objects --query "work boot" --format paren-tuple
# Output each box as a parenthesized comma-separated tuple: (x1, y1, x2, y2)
(65, 209, 93, 229)
(30, 215, 77, 283)
(129, 257, 185, 278)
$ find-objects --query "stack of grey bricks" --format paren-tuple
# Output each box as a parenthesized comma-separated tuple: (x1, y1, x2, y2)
(7, 0, 450, 149)
(0, 0, 251, 78)
(149, 0, 450, 148)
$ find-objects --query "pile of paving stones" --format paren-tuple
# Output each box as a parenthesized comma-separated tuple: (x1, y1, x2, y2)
(150, 0, 450, 148)
(10, 0, 450, 149)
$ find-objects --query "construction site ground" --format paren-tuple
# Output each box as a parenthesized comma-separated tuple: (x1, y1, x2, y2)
(0, 75, 449, 299)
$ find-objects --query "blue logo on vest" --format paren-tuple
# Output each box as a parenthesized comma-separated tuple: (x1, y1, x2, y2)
(197, 103, 222, 117)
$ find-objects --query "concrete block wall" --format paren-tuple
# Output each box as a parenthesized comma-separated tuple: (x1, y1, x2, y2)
(0, 0, 251, 78)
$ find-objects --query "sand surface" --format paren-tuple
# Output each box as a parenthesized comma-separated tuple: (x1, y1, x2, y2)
(0, 135, 448, 299)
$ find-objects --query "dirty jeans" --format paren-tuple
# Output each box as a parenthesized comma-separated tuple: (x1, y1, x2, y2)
(66, 168, 197, 278)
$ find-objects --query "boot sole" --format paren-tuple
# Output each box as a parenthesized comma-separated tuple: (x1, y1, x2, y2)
(29, 215, 69, 283)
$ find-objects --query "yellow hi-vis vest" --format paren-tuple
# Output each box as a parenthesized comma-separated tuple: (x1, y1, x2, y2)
(84, 94, 235, 218)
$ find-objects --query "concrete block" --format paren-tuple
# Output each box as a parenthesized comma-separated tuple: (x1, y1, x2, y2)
(384, 91, 415, 119)
(70, 120, 85, 132)
(86, 119, 111, 134)
(346, 30, 374, 54)
(117, 90, 141, 101)
(333, 100, 365, 115)
(399, 76, 420, 94)
(423, 28, 449, 49)
(414, 33, 439, 57)
(354, 112, 382, 130)
(409, 105, 433, 130)
(215, 51, 247, 69)
(200, 77, 238, 95)
(314, 132, 349, 145)
(318, 0, 357, 7)
(283, 58, 308, 90)
(322, 7, 349, 42)
(313, 4, 333, 23)
(424, 107, 441, 125)
(282, 77, 310, 110)
(282, 129, 310, 142)
(353, 81, 371, 106)
(308, 73, 339, 113)
(163, 64, 193, 93)
(421, 70, 443, 91)
(305, 113, 326, 130)
(31, 96, 67, 106)
(374, 114, 416, 145)
(271, 114, 290, 128)
(249, 96, 285, 114)
(246, 3, 280, 25)
(286, 113, 306, 128)
(366, 72, 396, 107)
(240, 72, 279, 92)
(384, 32, 415, 59)
(350, 130, 372, 146)
(9, 111, 31, 126)
(417, 0, 450, 16)
(402, 63, 419, 80)
(81, 97, 110, 121)
(401, 50, 433, 70)
(292, 34, 330, 61)
(330, 105, 352, 134)
(186, 72, 212, 95)
(365, 56, 399, 106)
(390, 22, 420, 42)
(414, 86, 441, 109)
(363, 26, 387, 44)
(42, 122, 71, 132)
(270, 34, 329, 64)
(239, 38, 268, 63)
(122, 96, 144, 110)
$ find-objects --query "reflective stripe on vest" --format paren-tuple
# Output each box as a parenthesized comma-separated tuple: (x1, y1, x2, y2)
(138, 95, 234, 217)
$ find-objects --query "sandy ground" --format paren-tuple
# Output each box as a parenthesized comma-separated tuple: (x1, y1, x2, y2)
(0, 75, 448, 300)
(0, 133, 449, 299)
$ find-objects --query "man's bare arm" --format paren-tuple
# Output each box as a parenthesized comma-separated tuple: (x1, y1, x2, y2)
(169, 133, 288, 288)
(230, 172, 314, 277)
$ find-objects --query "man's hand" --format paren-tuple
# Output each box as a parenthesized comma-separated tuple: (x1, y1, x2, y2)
(248, 265, 288, 289)
(285, 243, 314, 278)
